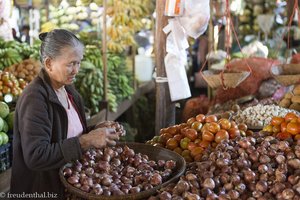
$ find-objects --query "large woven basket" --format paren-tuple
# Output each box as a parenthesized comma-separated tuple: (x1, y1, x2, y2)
(202, 70, 250, 89)
(271, 64, 300, 86)
(60, 142, 186, 200)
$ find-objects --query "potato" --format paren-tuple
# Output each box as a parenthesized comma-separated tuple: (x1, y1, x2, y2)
(289, 103, 300, 111)
(26, 64, 34, 70)
(18, 72, 25, 79)
(279, 99, 291, 108)
(284, 92, 293, 99)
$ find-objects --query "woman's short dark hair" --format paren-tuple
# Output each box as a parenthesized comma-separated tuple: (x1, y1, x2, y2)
(39, 29, 84, 64)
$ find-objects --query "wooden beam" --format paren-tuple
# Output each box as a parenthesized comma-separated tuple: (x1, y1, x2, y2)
(102, 0, 108, 102)
(155, 0, 176, 135)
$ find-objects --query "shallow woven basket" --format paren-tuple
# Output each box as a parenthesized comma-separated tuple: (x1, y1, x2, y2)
(60, 142, 186, 200)
(202, 70, 250, 89)
(271, 64, 300, 86)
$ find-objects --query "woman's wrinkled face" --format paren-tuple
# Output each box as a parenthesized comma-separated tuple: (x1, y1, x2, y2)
(45, 45, 83, 89)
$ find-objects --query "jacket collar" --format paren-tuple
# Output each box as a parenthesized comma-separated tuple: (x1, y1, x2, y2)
(38, 68, 81, 105)
(38, 68, 61, 105)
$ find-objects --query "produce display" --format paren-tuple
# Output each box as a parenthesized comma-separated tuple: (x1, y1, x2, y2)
(263, 112, 300, 140)
(238, 0, 276, 37)
(232, 104, 298, 128)
(279, 85, 300, 112)
(242, 97, 278, 108)
(78, 46, 134, 113)
(107, 54, 134, 106)
(208, 96, 278, 116)
(0, 39, 39, 70)
(149, 132, 300, 199)
(4, 59, 41, 82)
(106, 0, 155, 52)
(147, 114, 252, 162)
(0, 101, 11, 146)
(0, 71, 27, 101)
(75, 61, 103, 114)
(63, 145, 176, 196)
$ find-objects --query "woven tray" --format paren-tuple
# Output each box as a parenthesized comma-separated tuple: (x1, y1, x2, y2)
(202, 70, 250, 89)
(59, 142, 186, 200)
(271, 64, 300, 86)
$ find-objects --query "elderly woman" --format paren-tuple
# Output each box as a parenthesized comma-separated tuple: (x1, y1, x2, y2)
(10, 29, 118, 199)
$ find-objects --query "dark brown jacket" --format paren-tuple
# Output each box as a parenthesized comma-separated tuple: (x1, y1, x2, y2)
(11, 68, 87, 199)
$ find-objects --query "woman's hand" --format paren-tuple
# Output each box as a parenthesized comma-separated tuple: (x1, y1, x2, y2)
(79, 128, 119, 150)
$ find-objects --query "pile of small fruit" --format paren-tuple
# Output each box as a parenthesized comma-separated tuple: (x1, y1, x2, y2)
(146, 114, 252, 162)
(4, 59, 41, 82)
(279, 84, 300, 112)
(263, 112, 300, 140)
(63, 145, 176, 196)
(0, 71, 27, 101)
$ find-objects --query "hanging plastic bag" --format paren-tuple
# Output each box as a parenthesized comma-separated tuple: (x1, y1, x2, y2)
(0, 0, 13, 41)
(165, 53, 191, 102)
(0, 0, 10, 19)
(178, 0, 210, 39)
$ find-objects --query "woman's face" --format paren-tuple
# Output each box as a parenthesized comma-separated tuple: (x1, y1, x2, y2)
(45, 45, 83, 89)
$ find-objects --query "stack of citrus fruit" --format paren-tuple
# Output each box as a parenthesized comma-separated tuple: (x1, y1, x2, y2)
(263, 112, 300, 140)
(147, 114, 252, 162)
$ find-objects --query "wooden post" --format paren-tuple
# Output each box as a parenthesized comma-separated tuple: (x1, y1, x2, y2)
(287, 0, 299, 24)
(102, 0, 108, 119)
(155, 0, 176, 135)
(132, 45, 137, 89)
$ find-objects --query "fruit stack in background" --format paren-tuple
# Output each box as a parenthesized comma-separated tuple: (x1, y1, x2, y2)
(238, 0, 276, 39)
(76, 46, 134, 114)
(0, 102, 13, 146)
(263, 112, 300, 140)
(0, 72, 27, 101)
(0, 39, 39, 70)
(105, 0, 154, 53)
(0, 101, 14, 173)
(279, 84, 300, 112)
(4, 59, 41, 83)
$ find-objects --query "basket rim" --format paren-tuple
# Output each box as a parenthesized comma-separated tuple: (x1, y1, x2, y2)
(59, 142, 186, 200)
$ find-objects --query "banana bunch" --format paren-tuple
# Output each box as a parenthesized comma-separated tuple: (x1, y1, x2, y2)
(0, 38, 39, 61)
(106, 0, 154, 53)
(0, 48, 22, 70)
(107, 89, 118, 112)
(75, 61, 104, 114)
(107, 41, 124, 53)
(80, 0, 92, 6)
(107, 54, 134, 102)
(83, 45, 103, 69)
(94, 0, 103, 6)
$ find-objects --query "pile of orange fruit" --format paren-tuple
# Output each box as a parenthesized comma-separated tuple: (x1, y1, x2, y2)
(263, 112, 300, 140)
(146, 114, 252, 162)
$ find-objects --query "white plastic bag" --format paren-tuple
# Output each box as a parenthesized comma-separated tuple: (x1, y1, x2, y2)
(165, 53, 191, 101)
(0, 0, 10, 19)
(178, 0, 210, 39)
(163, 18, 189, 56)
(0, 0, 13, 41)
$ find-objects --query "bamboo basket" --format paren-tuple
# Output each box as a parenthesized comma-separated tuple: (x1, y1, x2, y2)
(202, 70, 250, 89)
(271, 64, 300, 86)
(60, 143, 186, 200)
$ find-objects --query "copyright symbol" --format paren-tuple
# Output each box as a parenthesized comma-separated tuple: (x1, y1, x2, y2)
(0, 192, 5, 198)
